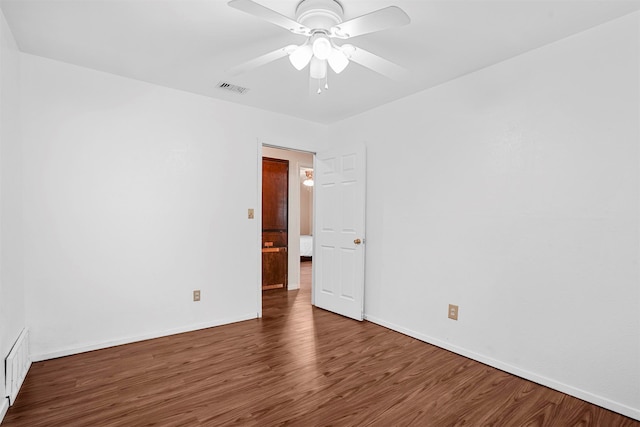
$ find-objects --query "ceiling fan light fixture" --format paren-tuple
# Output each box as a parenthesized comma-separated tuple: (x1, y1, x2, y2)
(328, 48, 349, 74)
(303, 170, 314, 186)
(289, 44, 313, 70)
(310, 56, 327, 79)
(312, 36, 332, 60)
(228, 0, 411, 87)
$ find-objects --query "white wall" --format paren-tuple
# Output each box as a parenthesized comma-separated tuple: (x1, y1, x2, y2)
(328, 12, 640, 420)
(262, 147, 313, 290)
(0, 8, 25, 421)
(19, 53, 327, 360)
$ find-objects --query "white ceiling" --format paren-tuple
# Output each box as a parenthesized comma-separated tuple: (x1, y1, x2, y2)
(2, 0, 640, 124)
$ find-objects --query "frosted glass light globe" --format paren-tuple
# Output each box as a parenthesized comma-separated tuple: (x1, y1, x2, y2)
(289, 45, 313, 70)
(312, 37, 332, 60)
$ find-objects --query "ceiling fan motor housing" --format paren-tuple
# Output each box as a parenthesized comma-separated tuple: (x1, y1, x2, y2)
(295, 0, 343, 30)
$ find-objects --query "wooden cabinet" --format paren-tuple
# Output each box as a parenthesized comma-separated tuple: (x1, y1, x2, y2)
(262, 157, 288, 290)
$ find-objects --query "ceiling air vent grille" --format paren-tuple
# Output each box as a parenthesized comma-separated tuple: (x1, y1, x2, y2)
(216, 81, 249, 95)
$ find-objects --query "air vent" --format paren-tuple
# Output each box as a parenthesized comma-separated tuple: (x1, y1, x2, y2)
(216, 81, 249, 95)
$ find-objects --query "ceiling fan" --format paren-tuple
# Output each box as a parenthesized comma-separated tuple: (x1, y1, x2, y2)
(227, 0, 410, 93)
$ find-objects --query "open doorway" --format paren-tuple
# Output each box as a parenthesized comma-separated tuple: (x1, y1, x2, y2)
(259, 142, 366, 321)
(261, 146, 314, 299)
(299, 166, 314, 292)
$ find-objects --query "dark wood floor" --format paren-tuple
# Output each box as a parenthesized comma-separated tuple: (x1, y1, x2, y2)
(4, 261, 638, 426)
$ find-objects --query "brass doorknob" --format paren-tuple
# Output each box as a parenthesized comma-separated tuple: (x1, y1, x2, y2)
(354, 238, 362, 245)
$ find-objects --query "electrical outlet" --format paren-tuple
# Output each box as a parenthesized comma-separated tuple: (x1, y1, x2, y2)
(193, 290, 201, 302)
(248, 208, 254, 219)
(448, 304, 459, 320)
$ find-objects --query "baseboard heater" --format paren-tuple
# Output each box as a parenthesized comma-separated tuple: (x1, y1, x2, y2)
(5, 328, 31, 405)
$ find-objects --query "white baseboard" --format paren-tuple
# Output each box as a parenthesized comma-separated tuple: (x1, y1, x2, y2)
(364, 314, 640, 422)
(31, 313, 257, 362)
(0, 398, 9, 425)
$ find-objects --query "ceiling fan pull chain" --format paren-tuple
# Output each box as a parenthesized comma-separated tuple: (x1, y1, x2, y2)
(317, 79, 322, 94)
(325, 73, 329, 90)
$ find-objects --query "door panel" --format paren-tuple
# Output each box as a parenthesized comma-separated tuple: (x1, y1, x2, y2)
(262, 157, 288, 231)
(262, 247, 287, 290)
(314, 143, 366, 321)
(262, 157, 288, 290)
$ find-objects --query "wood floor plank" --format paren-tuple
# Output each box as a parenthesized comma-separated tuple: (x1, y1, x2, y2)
(3, 261, 638, 426)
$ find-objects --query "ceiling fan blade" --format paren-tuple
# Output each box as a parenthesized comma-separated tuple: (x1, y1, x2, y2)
(331, 6, 410, 39)
(346, 46, 407, 81)
(227, 46, 294, 75)
(228, 0, 310, 35)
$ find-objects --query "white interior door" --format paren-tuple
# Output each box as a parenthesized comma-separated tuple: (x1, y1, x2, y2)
(313, 142, 366, 321)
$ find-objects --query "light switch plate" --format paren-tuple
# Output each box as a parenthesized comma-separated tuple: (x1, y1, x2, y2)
(193, 290, 201, 302)
(248, 208, 254, 219)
